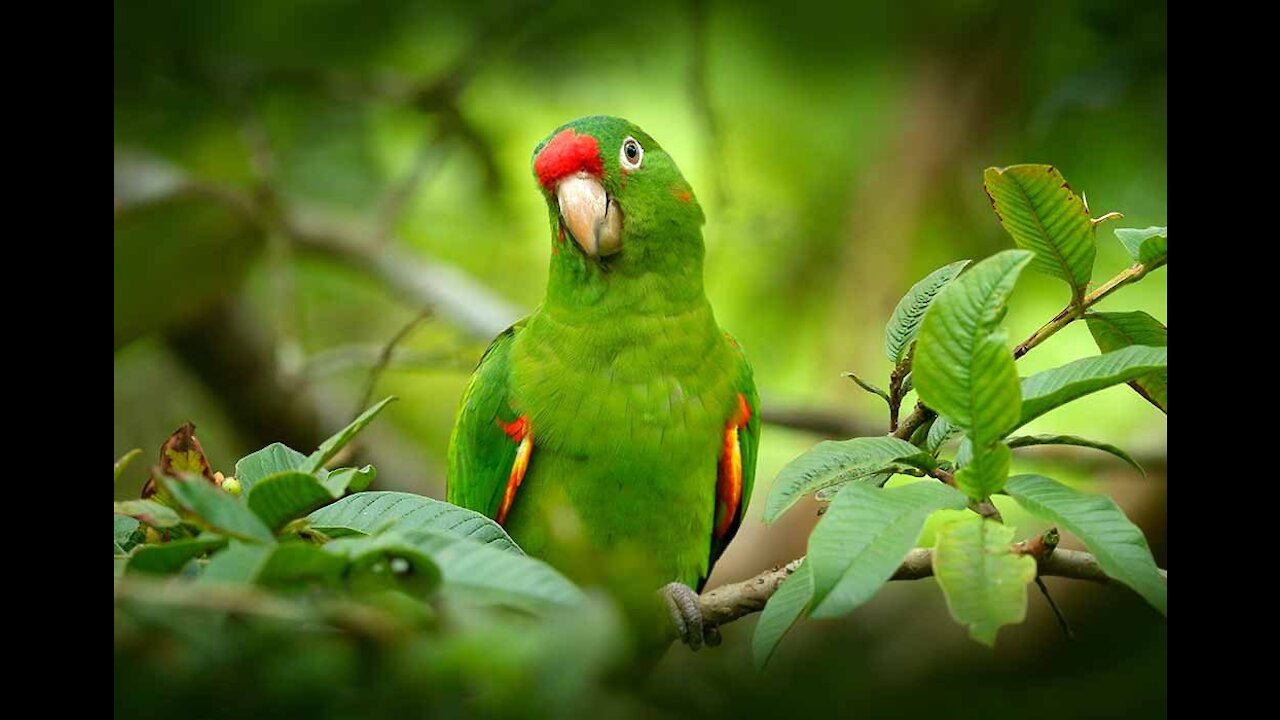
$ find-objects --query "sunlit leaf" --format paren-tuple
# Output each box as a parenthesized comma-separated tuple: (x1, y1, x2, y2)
(885, 259, 972, 363)
(933, 516, 1036, 645)
(954, 442, 1011, 500)
(807, 482, 967, 618)
(984, 165, 1095, 302)
(1005, 474, 1166, 615)
(1019, 346, 1167, 427)
(914, 250, 1030, 448)
(1114, 226, 1167, 270)
(764, 437, 934, 523)
(1086, 311, 1167, 413)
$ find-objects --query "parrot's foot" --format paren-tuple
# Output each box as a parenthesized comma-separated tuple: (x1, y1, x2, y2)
(661, 582, 721, 651)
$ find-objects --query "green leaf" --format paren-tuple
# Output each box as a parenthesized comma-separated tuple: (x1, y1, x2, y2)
(808, 482, 968, 618)
(307, 491, 520, 552)
(321, 465, 376, 496)
(1004, 474, 1166, 615)
(1114, 226, 1167, 269)
(126, 535, 229, 576)
(200, 541, 347, 589)
(984, 165, 1095, 301)
(115, 499, 182, 529)
(234, 443, 309, 493)
(1019, 345, 1168, 427)
(885, 259, 972, 363)
(764, 437, 934, 524)
(246, 471, 336, 531)
(159, 475, 275, 544)
(933, 516, 1037, 646)
(114, 449, 143, 482)
(1086, 311, 1167, 413)
(1007, 434, 1144, 475)
(324, 531, 443, 598)
(752, 561, 813, 669)
(914, 249, 1031, 446)
(402, 530, 585, 613)
(954, 442, 1011, 500)
(302, 396, 397, 473)
(115, 516, 143, 553)
(843, 372, 891, 404)
(926, 417, 960, 454)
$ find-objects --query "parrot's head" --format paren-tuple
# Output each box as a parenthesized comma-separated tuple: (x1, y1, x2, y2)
(531, 116, 704, 269)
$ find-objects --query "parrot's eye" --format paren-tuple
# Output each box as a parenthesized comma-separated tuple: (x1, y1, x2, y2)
(620, 137, 643, 170)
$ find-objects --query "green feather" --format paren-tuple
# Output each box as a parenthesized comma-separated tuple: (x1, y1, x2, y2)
(447, 116, 760, 602)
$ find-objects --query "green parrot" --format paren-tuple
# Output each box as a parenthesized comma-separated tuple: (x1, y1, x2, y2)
(446, 116, 760, 650)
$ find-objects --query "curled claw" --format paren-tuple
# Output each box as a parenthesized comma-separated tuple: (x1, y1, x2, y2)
(662, 582, 712, 651)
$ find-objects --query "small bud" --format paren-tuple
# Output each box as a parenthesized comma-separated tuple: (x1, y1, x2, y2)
(221, 476, 242, 496)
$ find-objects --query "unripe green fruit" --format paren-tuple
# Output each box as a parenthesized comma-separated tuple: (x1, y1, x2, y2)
(221, 477, 242, 496)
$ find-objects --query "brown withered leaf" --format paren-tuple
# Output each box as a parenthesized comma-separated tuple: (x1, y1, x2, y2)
(141, 422, 218, 498)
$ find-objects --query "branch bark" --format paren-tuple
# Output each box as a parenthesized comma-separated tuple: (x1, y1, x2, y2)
(698, 546, 1166, 628)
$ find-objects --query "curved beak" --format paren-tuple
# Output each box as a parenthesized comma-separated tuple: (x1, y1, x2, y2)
(556, 173, 622, 258)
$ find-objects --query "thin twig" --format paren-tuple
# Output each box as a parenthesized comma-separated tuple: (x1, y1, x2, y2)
(1035, 577, 1075, 641)
(357, 308, 434, 418)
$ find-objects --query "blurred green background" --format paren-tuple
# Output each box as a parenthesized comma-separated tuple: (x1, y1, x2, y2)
(115, 0, 1166, 716)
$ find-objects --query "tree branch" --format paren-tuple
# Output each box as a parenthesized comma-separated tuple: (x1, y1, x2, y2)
(698, 546, 1166, 628)
(893, 402, 936, 440)
(1012, 262, 1151, 359)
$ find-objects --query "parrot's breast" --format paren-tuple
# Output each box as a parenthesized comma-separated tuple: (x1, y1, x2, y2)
(504, 299, 739, 590)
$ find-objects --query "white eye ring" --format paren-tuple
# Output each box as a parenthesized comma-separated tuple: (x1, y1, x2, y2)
(620, 137, 643, 170)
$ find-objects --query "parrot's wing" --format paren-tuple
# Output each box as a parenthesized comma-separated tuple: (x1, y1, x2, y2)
(706, 332, 761, 581)
(446, 318, 529, 520)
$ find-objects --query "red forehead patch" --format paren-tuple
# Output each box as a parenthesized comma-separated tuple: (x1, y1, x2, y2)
(534, 129, 603, 191)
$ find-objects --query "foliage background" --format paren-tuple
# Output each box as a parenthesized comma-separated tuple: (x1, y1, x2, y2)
(114, 0, 1167, 716)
